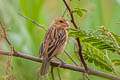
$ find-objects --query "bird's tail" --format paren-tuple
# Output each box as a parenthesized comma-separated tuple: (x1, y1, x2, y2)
(40, 58, 50, 75)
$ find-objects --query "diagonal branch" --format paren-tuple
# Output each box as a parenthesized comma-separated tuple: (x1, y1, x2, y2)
(0, 50, 120, 80)
(0, 21, 13, 47)
(62, 0, 88, 72)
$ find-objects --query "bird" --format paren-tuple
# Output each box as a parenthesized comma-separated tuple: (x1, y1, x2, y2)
(39, 17, 69, 75)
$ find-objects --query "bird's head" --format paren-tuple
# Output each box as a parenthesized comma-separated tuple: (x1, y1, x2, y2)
(51, 17, 69, 28)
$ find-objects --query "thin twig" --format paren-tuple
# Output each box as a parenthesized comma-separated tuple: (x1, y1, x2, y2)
(18, 13, 47, 31)
(64, 50, 79, 66)
(57, 67, 62, 80)
(55, 56, 65, 64)
(62, 0, 88, 73)
(51, 66, 55, 80)
(84, 73, 90, 80)
(62, 8, 67, 17)
(62, 0, 78, 28)
(83, 73, 86, 80)
(62, 0, 72, 17)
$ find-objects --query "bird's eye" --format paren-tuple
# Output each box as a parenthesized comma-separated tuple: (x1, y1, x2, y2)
(59, 20, 64, 23)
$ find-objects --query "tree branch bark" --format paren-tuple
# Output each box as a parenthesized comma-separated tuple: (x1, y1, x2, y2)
(0, 50, 120, 80)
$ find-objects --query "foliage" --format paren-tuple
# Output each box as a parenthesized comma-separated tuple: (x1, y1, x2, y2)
(69, 28, 120, 72)
(111, 58, 120, 66)
(72, 8, 87, 17)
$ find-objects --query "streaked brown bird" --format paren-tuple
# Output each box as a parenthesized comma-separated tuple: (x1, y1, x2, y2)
(39, 17, 69, 75)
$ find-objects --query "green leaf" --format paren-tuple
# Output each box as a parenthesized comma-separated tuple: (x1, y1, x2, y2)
(111, 58, 120, 66)
(111, 32, 120, 47)
(69, 30, 88, 38)
(83, 47, 113, 72)
(69, 29, 118, 71)
(80, 9, 88, 12)
(72, 8, 87, 17)
(69, 29, 115, 52)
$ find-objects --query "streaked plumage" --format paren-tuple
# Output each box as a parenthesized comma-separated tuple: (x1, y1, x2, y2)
(39, 17, 69, 75)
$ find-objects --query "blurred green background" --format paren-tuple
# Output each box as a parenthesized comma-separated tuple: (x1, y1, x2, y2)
(0, 0, 120, 80)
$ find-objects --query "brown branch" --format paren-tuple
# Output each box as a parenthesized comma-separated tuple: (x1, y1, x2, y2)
(0, 50, 120, 80)
(62, 0, 88, 72)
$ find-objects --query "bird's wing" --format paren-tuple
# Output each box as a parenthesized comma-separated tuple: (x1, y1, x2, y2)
(39, 43, 44, 57)
(47, 27, 67, 59)
(39, 27, 54, 57)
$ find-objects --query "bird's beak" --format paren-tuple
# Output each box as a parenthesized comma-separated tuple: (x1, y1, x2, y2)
(66, 20, 69, 27)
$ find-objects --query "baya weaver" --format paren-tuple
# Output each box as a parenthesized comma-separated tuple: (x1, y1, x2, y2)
(39, 17, 69, 75)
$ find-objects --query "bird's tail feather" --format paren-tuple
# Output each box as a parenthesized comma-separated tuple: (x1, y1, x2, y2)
(40, 58, 50, 75)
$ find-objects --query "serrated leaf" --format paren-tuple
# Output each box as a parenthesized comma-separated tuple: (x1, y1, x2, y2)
(69, 29, 116, 52)
(70, 29, 119, 71)
(111, 32, 120, 47)
(80, 9, 87, 12)
(83, 48, 113, 72)
(111, 58, 120, 62)
(114, 63, 120, 66)
(111, 58, 120, 66)
(69, 30, 88, 38)
(72, 8, 87, 17)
